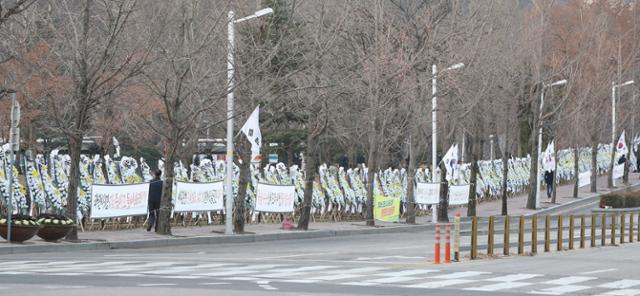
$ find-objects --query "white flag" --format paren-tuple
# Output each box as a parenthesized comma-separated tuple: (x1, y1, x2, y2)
(241, 106, 262, 162)
(542, 140, 555, 171)
(442, 144, 458, 173)
(616, 130, 628, 155)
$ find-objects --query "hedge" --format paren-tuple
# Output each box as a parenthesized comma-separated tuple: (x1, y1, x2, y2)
(600, 191, 640, 208)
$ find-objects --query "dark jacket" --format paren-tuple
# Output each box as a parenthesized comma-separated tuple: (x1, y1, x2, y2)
(618, 154, 627, 165)
(544, 170, 554, 185)
(148, 179, 163, 211)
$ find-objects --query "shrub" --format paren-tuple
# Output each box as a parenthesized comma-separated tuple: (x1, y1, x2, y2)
(600, 191, 640, 208)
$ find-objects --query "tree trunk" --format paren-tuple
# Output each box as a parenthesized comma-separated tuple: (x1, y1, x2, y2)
(365, 147, 377, 226)
(65, 134, 82, 241)
(573, 146, 579, 198)
(467, 150, 478, 217)
(405, 139, 416, 224)
(608, 141, 615, 188)
(156, 148, 175, 235)
(501, 151, 509, 216)
(297, 139, 316, 230)
(551, 145, 558, 203)
(234, 138, 251, 233)
(526, 124, 538, 209)
(437, 162, 449, 223)
(590, 143, 597, 193)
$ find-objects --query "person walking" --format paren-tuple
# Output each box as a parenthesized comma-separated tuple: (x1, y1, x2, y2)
(544, 170, 554, 199)
(147, 169, 163, 232)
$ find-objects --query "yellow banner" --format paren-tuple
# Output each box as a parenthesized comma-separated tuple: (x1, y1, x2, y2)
(374, 193, 400, 222)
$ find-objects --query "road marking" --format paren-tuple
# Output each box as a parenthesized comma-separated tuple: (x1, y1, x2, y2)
(257, 280, 278, 290)
(354, 256, 425, 261)
(600, 289, 640, 296)
(258, 253, 329, 259)
(366, 276, 421, 283)
(341, 282, 380, 286)
(329, 267, 385, 274)
(156, 275, 203, 279)
(464, 281, 532, 291)
(485, 273, 543, 282)
(143, 263, 234, 275)
(103, 273, 145, 277)
(430, 271, 491, 279)
(281, 279, 321, 283)
(196, 264, 284, 276)
(580, 268, 617, 275)
(600, 280, 640, 289)
(256, 266, 339, 278)
(91, 262, 176, 273)
(42, 285, 89, 289)
(222, 277, 261, 281)
(199, 282, 231, 286)
(406, 279, 476, 289)
(138, 283, 177, 287)
(311, 274, 367, 281)
(544, 276, 596, 285)
(530, 285, 590, 295)
(0, 271, 31, 275)
(375, 269, 440, 277)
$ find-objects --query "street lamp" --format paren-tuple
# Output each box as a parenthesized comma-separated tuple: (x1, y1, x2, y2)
(431, 62, 465, 179)
(611, 80, 634, 187)
(225, 7, 273, 235)
(535, 79, 567, 209)
(431, 62, 464, 222)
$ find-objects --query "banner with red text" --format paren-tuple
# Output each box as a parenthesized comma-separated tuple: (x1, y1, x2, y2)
(90, 183, 149, 218)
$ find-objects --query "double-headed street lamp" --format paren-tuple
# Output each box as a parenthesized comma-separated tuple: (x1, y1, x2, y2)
(431, 62, 464, 179)
(225, 8, 273, 235)
(611, 80, 634, 187)
(535, 79, 567, 209)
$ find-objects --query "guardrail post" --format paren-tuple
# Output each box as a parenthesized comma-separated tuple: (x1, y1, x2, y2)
(471, 217, 478, 260)
(591, 214, 596, 248)
(580, 215, 585, 249)
(611, 214, 616, 246)
(545, 215, 551, 252)
(435, 224, 441, 264)
(557, 215, 563, 251)
(504, 215, 510, 256)
(569, 215, 575, 250)
(601, 214, 606, 246)
(531, 215, 538, 254)
(445, 224, 451, 263)
(518, 215, 525, 255)
(620, 213, 626, 244)
(487, 216, 494, 256)
(629, 211, 634, 243)
(454, 213, 460, 262)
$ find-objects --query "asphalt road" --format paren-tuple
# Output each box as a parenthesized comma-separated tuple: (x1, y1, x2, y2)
(2, 229, 640, 296)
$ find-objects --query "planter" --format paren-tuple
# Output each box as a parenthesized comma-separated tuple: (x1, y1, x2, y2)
(37, 224, 75, 241)
(0, 224, 40, 243)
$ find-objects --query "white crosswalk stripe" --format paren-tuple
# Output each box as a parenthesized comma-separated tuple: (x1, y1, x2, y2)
(2, 259, 640, 296)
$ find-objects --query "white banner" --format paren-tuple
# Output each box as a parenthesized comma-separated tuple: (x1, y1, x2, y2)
(449, 184, 470, 205)
(255, 183, 296, 213)
(613, 164, 625, 179)
(415, 182, 440, 204)
(174, 181, 224, 212)
(578, 171, 591, 188)
(90, 183, 149, 219)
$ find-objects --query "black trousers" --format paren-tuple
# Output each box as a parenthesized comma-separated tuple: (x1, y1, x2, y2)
(148, 208, 159, 231)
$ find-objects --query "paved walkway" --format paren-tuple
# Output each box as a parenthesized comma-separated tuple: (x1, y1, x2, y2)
(1, 173, 639, 251)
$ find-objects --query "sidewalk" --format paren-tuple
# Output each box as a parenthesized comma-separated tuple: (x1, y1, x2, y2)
(1, 173, 639, 254)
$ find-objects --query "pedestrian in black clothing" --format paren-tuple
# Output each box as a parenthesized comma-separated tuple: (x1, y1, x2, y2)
(147, 169, 163, 232)
(544, 170, 554, 198)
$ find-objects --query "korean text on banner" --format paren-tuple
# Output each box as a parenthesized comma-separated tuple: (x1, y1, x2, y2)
(90, 183, 149, 219)
(415, 182, 440, 204)
(174, 181, 224, 212)
(613, 164, 624, 179)
(374, 193, 400, 222)
(578, 171, 591, 188)
(449, 184, 470, 205)
(255, 183, 296, 213)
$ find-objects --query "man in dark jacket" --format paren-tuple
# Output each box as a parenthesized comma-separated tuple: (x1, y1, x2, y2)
(147, 169, 163, 232)
(544, 170, 554, 199)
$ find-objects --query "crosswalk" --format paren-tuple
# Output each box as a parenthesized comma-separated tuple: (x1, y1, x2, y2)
(1, 260, 639, 295)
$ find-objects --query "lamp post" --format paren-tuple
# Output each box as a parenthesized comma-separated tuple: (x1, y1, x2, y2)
(611, 80, 634, 187)
(225, 8, 273, 235)
(535, 79, 567, 209)
(431, 62, 463, 222)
